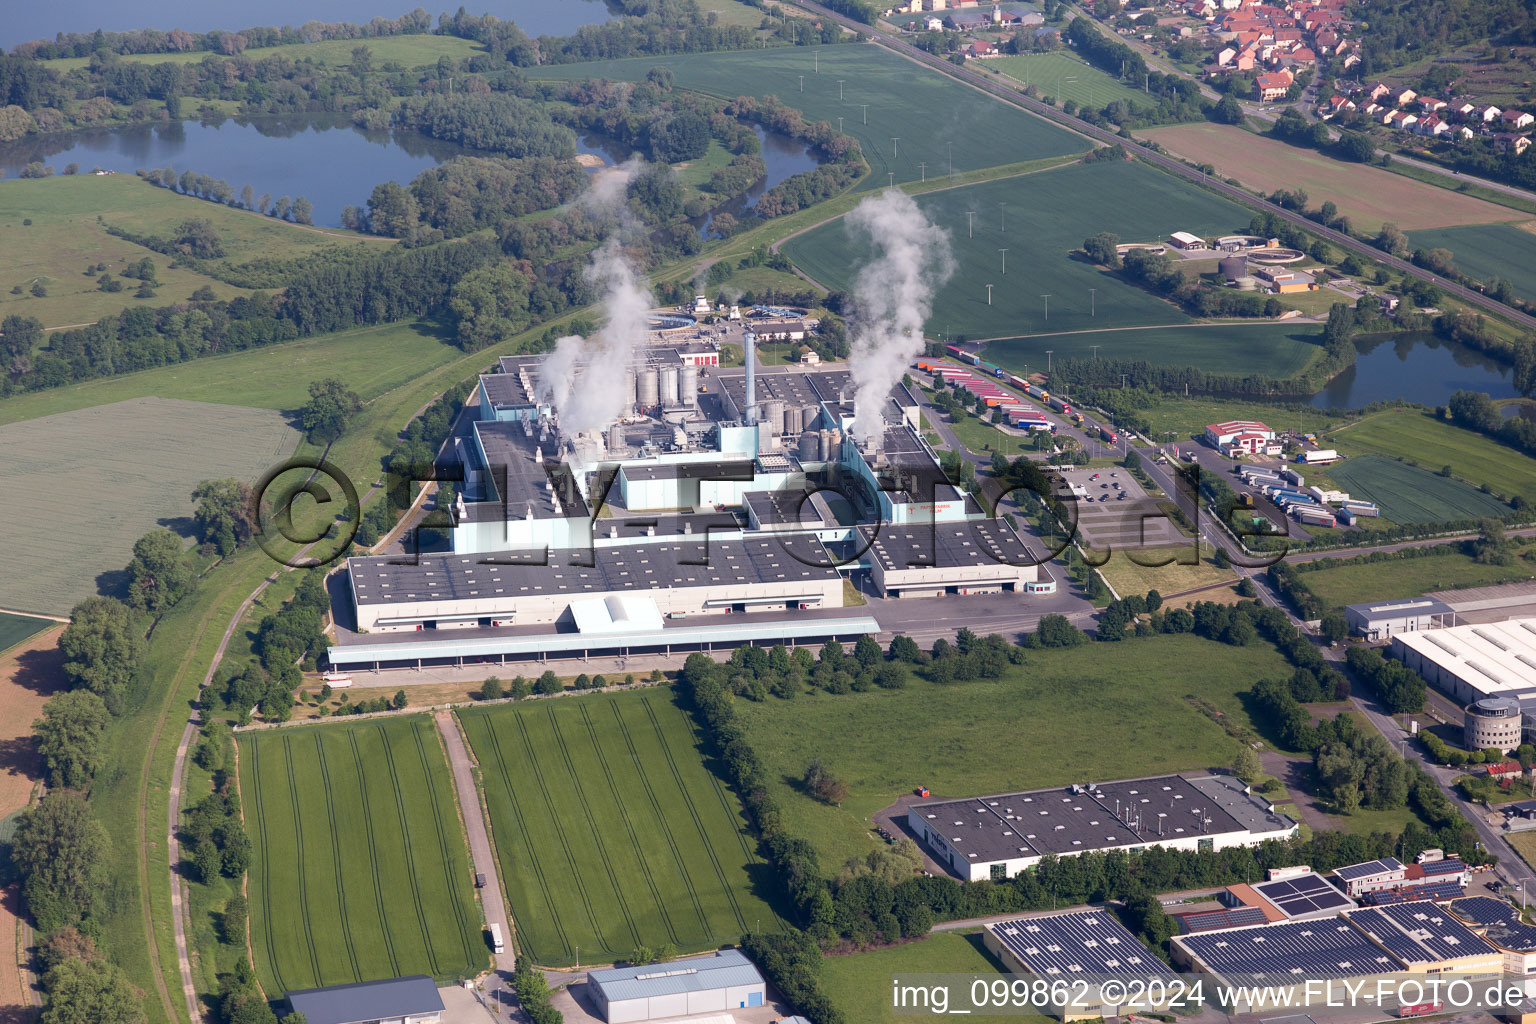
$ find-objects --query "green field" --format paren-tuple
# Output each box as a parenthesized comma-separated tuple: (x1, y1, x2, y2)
(240, 717, 484, 994)
(823, 932, 1038, 1024)
(0, 610, 53, 652)
(0, 398, 299, 614)
(458, 690, 783, 967)
(530, 45, 1090, 189)
(1299, 548, 1536, 608)
(39, 34, 485, 73)
(0, 320, 464, 427)
(992, 52, 1145, 109)
(733, 634, 1294, 869)
(1330, 408, 1536, 503)
(782, 160, 1285, 346)
(0, 174, 386, 328)
(1411, 223, 1536, 303)
(983, 322, 1324, 378)
(1327, 455, 1513, 524)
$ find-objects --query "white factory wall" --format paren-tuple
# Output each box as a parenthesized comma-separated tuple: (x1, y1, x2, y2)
(352, 576, 844, 632)
(871, 558, 1036, 597)
(451, 516, 588, 555)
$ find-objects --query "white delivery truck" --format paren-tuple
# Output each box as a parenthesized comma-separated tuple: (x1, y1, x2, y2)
(489, 923, 505, 954)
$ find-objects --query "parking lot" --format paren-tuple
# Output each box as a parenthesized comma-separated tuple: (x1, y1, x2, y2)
(1057, 466, 1188, 551)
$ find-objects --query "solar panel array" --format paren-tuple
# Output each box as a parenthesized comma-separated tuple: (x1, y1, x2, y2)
(1179, 919, 1398, 981)
(1360, 881, 1464, 906)
(1344, 903, 1490, 964)
(1334, 858, 1404, 883)
(1254, 873, 1354, 918)
(989, 911, 1179, 978)
(1178, 907, 1270, 934)
(1446, 897, 1536, 952)
(1419, 858, 1466, 877)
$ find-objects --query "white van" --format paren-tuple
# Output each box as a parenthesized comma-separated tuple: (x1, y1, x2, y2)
(489, 923, 505, 954)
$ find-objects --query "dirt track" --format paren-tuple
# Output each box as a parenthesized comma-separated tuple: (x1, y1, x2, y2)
(0, 625, 65, 1019)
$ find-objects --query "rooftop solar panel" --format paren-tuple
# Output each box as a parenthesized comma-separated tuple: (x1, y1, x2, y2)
(1446, 897, 1536, 952)
(989, 911, 1178, 978)
(1178, 906, 1269, 933)
(1334, 858, 1404, 882)
(1360, 881, 1463, 906)
(1419, 858, 1466, 876)
(1179, 920, 1398, 982)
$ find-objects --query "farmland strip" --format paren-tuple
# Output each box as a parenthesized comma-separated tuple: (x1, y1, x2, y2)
(347, 730, 401, 976)
(543, 705, 643, 954)
(312, 731, 362, 982)
(608, 700, 712, 938)
(510, 709, 610, 955)
(376, 723, 438, 975)
(477, 713, 571, 964)
(641, 698, 750, 933)
(282, 735, 324, 987)
(578, 702, 680, 945)
(246, 736, 288, 995)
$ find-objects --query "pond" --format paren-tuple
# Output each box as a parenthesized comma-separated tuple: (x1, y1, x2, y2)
(0, 116, 817, 229)
(0, 115, 636, 227)
(4, 1, 617, 51)
(695, 127, 821, 238)
(1310, 331, 1522, 409)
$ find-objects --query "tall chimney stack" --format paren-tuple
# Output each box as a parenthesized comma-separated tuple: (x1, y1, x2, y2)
(744, 330, 757, 424)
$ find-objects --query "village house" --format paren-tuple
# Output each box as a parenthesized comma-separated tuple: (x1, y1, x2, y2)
(1495, 133, 1532, 156)
(1502, 109, 1534, 129)
(1256, 69, 1294, 101)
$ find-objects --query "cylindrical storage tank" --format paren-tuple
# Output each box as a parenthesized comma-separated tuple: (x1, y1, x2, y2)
(659, 364, 681, 407)
(826, 427, 842, 458)
(798, 430, 821, 461)
(819, 429, 833, 460)
(803, 403, 821, 432)
(1465, 696, 1523, 753)
(623, 368, 638, 408)
(1235, 276, 1258, 291)
(606, 423, 624, 452)
(783, 405, 802, 435)
(763, 400, 786, 434)
(1218, 255, 1248, 281)
(680, 364, 699, 407)
(637, 367, 660, 409)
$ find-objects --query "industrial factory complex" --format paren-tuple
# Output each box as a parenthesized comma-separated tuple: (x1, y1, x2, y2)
(327, 325, 1053, 671)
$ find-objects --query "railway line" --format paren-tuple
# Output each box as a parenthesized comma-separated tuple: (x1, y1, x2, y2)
(799, 0, 1536, 335)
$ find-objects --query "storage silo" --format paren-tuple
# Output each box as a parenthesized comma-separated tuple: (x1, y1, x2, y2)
(637, 367, 660, 409)
(783, 404, 803, 435)
(802, 403, 821, 432)
(660, 364, 681, 407)
(606, 423, 625, 453)
(623, 368, 638, 411)
(679, 364, 700, 408)
(1218, 255, 1248, 282)
(798, 430, 821, 461)
(762, 399, 786, 435)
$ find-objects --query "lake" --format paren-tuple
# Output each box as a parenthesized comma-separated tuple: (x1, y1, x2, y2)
(0, 116, 818, 228)
(4, 1, 617, 51)
(1311, 331, 1522, 409)
(697, 128, 820, 237)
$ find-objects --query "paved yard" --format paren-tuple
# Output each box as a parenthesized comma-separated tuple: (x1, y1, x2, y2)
(1057, 466, 1186, 550)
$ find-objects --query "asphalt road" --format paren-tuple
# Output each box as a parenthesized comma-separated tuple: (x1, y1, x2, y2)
(804, 2, 1536, 335)
(433, 712, 519, 1008)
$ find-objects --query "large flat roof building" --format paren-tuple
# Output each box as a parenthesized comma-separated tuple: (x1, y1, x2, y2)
(1345, 596, 1455, 641)
(1392, 618, 1536, 704)
(858, 519, 1044, 598)
(283, 975, 443, 1024)
(586, 949, 766, 1023)
(908, 774, 1296, 882)
(984, 911, 1177, 1021)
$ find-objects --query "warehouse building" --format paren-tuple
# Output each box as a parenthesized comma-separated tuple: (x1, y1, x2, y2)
(1173, 900, 1499, 1013)
(1203, 420, 1278, 455)
(984, 910, 1178, 1021)
(907, 774, 1296, 881)
(1345, 596, 1455, 641)
(283, 975, 443, 1024)
(586, 949, 766, 1023)
(1392, 619, 1536, 704)
(859, 519, 1043, 598)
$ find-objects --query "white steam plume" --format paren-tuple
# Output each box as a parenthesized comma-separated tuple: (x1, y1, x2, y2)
(845, 189, 955, 443)
(535, 235, 655, 435)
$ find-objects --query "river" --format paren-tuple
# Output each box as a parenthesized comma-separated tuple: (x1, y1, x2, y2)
(1310, 331, 1522, 409)
(4, 1, 617, 51)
